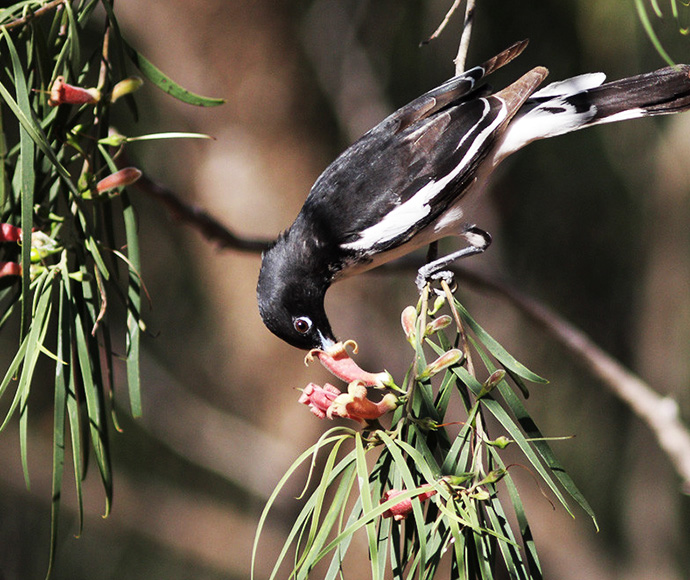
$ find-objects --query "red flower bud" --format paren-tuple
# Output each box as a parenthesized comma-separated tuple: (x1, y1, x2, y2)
(0, 223, 22, 243)
(381, 484, 437, 521)
(0, 261, 22, 278)
(96, 167, 142, 194)
(48, 76, 101, 106)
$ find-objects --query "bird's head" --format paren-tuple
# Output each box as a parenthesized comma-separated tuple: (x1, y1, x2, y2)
(257, 235, 336, 351)
(257, 230, 393, 388)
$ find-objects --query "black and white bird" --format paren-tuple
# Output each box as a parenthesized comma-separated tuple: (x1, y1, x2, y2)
(257, 40, 690, 354)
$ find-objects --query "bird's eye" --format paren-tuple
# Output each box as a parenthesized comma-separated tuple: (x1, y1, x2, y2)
(293, 316, 313, 334)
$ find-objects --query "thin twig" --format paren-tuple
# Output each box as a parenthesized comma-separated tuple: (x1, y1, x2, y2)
(0, 0, 65, 31)
(132, 169, 271, 253)
(454, 0, 476, 74)
(423, 0, 464, 45)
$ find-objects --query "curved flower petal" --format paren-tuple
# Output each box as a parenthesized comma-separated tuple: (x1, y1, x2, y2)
(327, 382, 397, 423)
(306, 340, 392, 387)
(298, 382, 341, 418)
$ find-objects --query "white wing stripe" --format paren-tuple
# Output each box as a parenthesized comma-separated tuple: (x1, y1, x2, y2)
(343, 98, 508, 252)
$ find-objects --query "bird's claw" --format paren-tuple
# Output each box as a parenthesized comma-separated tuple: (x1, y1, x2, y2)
(415, 269, 456, 296)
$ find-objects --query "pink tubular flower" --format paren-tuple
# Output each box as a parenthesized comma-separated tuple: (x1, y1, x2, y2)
(327, 381, 397, 423)
(48, 76, 101, 106)
(0, 261, 22, 278)
(306, 340, 393, 387)
(0, 224, 22, 243)
(381, 484, 437, 521)
(96, 167, 143, 194)
(298, 383, 341, 419)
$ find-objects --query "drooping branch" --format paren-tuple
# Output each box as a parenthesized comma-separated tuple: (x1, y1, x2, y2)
(133, 170, 271, 253)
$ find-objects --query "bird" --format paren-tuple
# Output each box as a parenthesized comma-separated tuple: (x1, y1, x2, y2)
(257, 40, 690, 359)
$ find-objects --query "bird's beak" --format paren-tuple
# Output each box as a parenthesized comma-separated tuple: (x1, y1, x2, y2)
(306, 340, 393, 388)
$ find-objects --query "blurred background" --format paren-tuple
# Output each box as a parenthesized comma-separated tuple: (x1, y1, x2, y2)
(1, 0, 690, 578)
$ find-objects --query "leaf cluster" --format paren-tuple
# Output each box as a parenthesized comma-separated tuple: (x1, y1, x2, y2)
(253, 288, 597, 579)
(0, 1, 221, 575)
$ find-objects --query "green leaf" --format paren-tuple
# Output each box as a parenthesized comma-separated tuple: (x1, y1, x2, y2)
(454, 366, 575, 518)
(635, 0, 677, 66)
(47, 281, 69, 579)
(354, 433, 381, 580)
(121, 188, 142, 417)
(251, 429, 354, 580)
(455, 300, 548, 384)
(123, 41, 225, 107)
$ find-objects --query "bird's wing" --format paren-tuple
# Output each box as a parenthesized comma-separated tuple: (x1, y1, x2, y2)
(302, 65, 547, 258)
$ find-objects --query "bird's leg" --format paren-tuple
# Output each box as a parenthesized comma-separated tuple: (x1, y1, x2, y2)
(415, 225, 492, 293)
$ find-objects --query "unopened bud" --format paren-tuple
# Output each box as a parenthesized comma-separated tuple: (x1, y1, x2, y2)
(401, 305, 417, 341)
(0, 223, 22, 243)
(478, 369, 506, 398)
(98, 133, 128, 147)
(418, 348, 463, 380)
(428, 294, 446, 315)
(96, 167, 142, 194)
(479, 469, 507, 485)
(48, 76, 101, 106)
(110, 77, 143, 103)
(425, 314, 452, 336)
(487, 436, 511, 449)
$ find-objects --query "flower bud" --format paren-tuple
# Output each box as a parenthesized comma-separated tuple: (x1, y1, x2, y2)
(487, 436, 511, 449)
(400, 305, 417, 341)
(425, 314, 452, 336)
(96, 167, 142, 194)
(479, 469, 507, 485)
(418, 349, 463, 380)
(0, 261, 21, 278)
(48, 76, 101, 106)
(478, 369, 506, 398)
(0, 223, 22, 243)
(381, 484, 437, 521)
(110, 77, 143, 103)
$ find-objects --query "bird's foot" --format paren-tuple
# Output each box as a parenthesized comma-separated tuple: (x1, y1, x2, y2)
(416, 268, 456, 295)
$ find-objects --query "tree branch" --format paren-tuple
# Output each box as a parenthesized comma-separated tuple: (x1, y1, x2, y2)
(0, 0, 65, 31)
(455, 0, 476, 74)
(133, 170, 271, 253)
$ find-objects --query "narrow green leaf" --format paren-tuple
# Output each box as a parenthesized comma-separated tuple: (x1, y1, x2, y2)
(46, 282, 69, 579)
(123, 41, 225, 107)
(354, 433, 381, 580)
(0, 76, 80, 198)
(251, 429, 353, 580)
(17, 273, 55, 490)
(376, 431, 428, 573)
(66, 278, 112, 516)
(635, 0, 677, 66)
(453, 367, 574, 515)
(455, 300, 548, 384)
(489, 448, 543, 578)
(297, 434, 352, 573)
(4, 24, 35, 346)
(121, 189, 142, 416)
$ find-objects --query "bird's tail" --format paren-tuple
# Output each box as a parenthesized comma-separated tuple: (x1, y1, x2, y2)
(496, 64, 690, 159)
